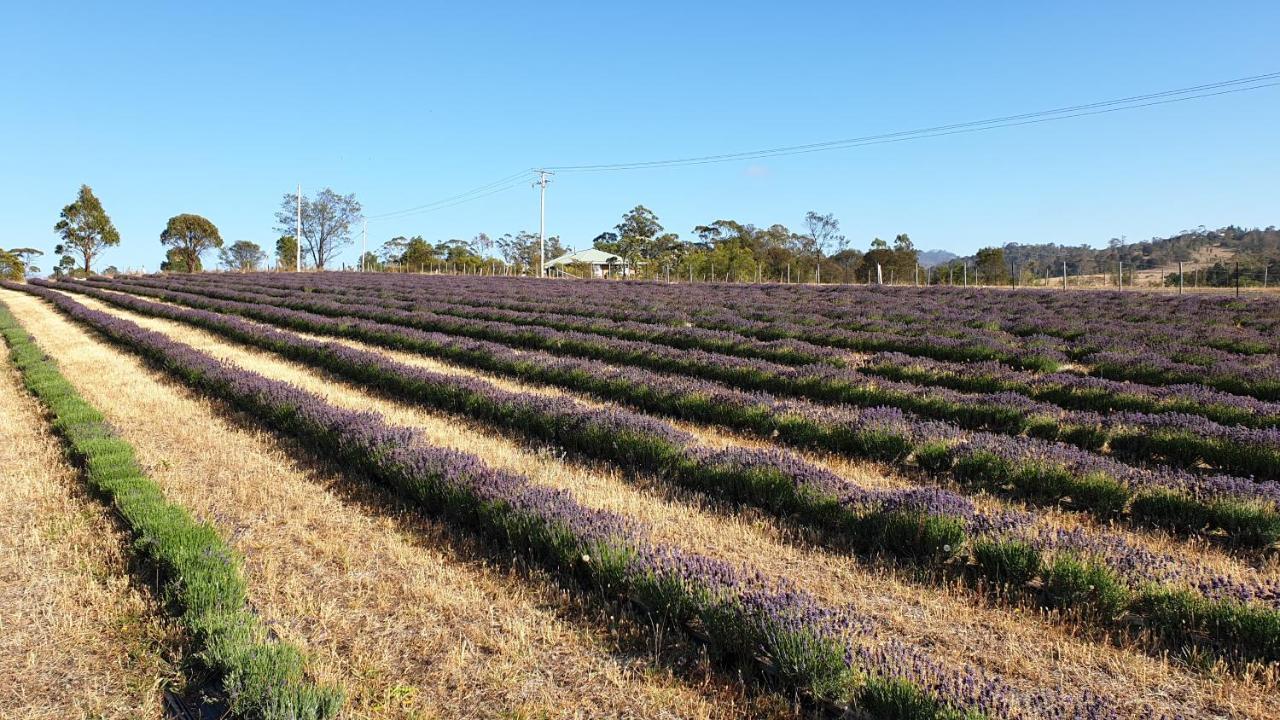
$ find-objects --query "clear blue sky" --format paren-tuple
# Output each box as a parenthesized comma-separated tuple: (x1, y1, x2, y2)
(3, 2, 1278, 271)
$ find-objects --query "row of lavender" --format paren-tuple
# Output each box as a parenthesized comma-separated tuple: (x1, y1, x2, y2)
(120, 273, 1280, 432)
(33, 277, 1280, 667)
(1, 281, 1152, 720)
(89, 274, 1280, 484)
(360, 271, 1280, 351)
(345, 276, 1280, 400)
(411, 272, 1280, 363)
(187, 272, 1280, 400)
(390, 275, 1280, 405)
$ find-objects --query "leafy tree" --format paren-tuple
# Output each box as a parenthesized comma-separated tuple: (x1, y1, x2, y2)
(594, 205, 674, 276)
(160, 247, 202, 273)
(0, 247, 43, 280)
(890, 233, 920, 279)
(219, 240, 266, 272)
(380, 235, 438, 270)
(52, 254, 79, 278)
(54, 184, 119, 274)
(273, 188, 362, 269)
(160, 213, 223, 273)
(856, 238, 895, 283)
(436, 238, 487, 270)
(828, 248, 863, 283)
(974, 247, 1009, 285)
(0, 250, 24, 280)
(689, 220, 770, 278)
(801, 211, 846, 276)
(275, 235, 298, 271)
(497, 231, 563, 271)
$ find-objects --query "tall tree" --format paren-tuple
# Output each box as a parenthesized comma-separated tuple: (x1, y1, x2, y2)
(54, 184, 119, 274)
(598, 205, 664, 273)
(801, 211, 846, 266)
(159, 213, 223, 273)
(0, 247, 43, 280)
(160, 247, 202, 273)
(273, 188, 362, 269)
(275, 235, 298, 271)
(379, 235, 438, 270)
(219, 240, 267, 272)
(857, 238, 895, 282)
(890, 233, 919, 278)
(973, 247, 1008, 285)
(498, 231, 563, 270)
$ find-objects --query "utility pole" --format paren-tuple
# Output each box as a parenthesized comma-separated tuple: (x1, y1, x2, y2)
(296, 184, 302, 272)
(1178, 262, 1184, 295)
(1062, 261, 1067, 289)
(534, 170, 553, 278)
(361, 218, 367, 272)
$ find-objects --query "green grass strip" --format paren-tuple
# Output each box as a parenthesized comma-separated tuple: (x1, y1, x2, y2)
(0, 300, 343, 720)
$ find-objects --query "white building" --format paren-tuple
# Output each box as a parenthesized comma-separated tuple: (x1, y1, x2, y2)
(545, 248, 631, 278)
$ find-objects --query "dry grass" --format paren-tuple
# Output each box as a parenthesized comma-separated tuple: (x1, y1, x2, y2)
(0, 348, 176, 719)
(33, 289, 1280, 718)
(0, 289, 780, 720)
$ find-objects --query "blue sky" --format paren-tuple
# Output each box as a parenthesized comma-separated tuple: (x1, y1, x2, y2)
(2, 2, 1278, 271)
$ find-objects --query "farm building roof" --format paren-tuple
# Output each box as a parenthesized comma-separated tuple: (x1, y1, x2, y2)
(546, 248, 627, 266)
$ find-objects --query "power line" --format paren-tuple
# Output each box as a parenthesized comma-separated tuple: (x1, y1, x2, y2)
(545, 71, 1280, 172)
(356, 70, 1280, 228)
(366, 168, 535, 221)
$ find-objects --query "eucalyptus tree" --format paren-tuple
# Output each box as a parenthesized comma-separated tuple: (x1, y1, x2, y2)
(160, 213, 223, 273)
(219, 240, 267, 272)
(274, 188, 362, 269)
(53, 184, 119, 274)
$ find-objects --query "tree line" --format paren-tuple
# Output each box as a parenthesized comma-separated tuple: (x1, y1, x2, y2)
(4, 185, 1274, 288)
(366, 205, 924, 283)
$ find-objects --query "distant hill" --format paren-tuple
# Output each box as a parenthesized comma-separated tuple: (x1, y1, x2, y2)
(956, 225, 1279, 277)
(917, 249, 958, 268)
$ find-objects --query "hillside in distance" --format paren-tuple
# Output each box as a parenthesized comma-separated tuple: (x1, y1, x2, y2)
(959, 225, 1279, 275)
(917, 249, 959, 267)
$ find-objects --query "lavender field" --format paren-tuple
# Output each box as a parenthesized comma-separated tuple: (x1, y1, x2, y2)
(3, 273, 1279, 720)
